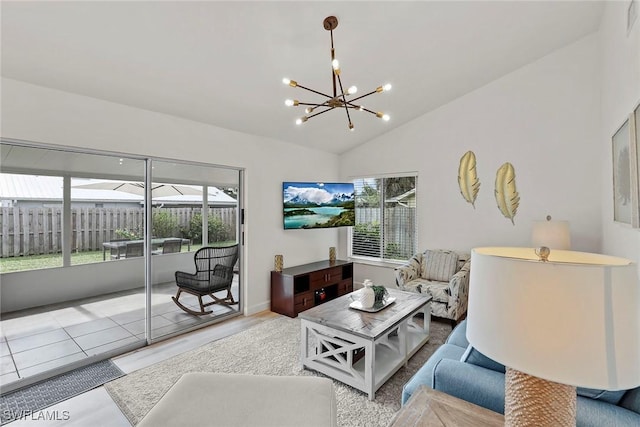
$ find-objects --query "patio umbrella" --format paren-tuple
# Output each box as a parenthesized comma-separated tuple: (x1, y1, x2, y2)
(72, 180, 202, 197)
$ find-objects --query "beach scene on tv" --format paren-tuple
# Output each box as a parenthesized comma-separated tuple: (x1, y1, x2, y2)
(283, 182, 355, 229)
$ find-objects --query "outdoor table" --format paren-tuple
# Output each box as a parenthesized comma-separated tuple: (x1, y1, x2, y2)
(102, 238, 191, 260)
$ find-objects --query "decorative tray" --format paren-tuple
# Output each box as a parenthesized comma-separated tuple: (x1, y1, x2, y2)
(349, 297, 396, 313)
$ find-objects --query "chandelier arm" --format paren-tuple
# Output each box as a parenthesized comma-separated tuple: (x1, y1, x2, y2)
(359, 107, 379, 116)
(297, 102, 329, 107)
(334, 74, 353, 127)
(294, 83, 334, 99)
(307, 106, 335, 119)
(344, 103, 378, 115)
(347, 90, 378, 103)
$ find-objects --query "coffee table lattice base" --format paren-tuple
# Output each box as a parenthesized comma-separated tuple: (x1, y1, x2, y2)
(300, 300, 430, 400)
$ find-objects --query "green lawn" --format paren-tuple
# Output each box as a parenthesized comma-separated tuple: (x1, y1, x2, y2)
(0, 243, 224, 273)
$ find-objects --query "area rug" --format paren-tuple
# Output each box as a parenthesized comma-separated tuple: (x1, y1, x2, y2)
(0, 360, 124, 425)
(105, 316, 451, 427)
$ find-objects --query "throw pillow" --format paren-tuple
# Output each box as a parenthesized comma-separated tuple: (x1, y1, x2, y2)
(421, 250, 459, 282)
(460, 345, 506, 373)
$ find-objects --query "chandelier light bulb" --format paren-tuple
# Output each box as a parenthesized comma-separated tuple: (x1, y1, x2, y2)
(296, 116, 308, 125)
(383, 83, 392, 92)
(305, 107, 314, 114)
(349, 123, 354, 131)
(282, 78, 297, 87)
(376, 112, 390, 121)
(347, 86, 357, 95)
(358, 105, 364, 111)
(285, 99, 294, 107)
(332, 59, 340, 70)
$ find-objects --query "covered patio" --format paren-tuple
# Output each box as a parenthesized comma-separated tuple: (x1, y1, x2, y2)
(0, 278, 240, 390)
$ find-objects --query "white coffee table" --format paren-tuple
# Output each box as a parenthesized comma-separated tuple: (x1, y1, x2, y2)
(299, 288, 432, 400)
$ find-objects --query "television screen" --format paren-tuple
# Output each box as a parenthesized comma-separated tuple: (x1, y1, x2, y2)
(283, 182, 355, 229)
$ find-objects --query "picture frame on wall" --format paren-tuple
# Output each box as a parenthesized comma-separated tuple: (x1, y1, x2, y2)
(612, 118, 634, 225)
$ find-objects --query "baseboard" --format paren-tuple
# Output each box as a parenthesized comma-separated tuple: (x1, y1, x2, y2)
(245, 301, 271, 316)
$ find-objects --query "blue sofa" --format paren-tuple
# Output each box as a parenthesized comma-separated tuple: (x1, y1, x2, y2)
(402, 320, 640, 427)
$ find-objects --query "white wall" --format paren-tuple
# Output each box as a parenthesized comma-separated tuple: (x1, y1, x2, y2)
(1, 78, 341, 314)
(340, 34, 602, 285)
(600, 1, 640, 269)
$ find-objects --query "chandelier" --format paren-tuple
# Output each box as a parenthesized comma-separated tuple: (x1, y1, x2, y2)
(282, 16, 392, 131)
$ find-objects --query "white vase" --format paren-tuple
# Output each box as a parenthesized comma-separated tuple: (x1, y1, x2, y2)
(360, 281, 375, 308)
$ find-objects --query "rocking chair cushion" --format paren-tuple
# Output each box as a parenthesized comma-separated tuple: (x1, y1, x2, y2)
(174, 271, 211, 293)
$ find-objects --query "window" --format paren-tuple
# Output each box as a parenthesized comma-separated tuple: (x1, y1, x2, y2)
(350, 175, 417, 262)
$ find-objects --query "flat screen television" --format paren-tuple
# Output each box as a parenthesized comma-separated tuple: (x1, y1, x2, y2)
(283, 182, 355, 229)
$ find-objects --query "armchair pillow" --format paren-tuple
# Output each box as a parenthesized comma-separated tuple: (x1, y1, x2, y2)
(421, 250, 459, 281)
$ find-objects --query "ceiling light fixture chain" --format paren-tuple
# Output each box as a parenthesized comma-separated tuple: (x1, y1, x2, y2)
(283, 16, 391, 131)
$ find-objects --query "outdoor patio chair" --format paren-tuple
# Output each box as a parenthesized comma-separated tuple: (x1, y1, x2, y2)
(121, 241, 144, 258)
(152, 238, 182, 255)
(173, 244, 239, 316)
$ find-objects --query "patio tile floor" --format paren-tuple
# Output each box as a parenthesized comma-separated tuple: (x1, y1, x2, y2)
(0, 280, 239, 390)
(7, 328, 71, 354)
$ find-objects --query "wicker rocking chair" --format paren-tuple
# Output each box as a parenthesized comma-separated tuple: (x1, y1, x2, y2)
(173, 245, 239, 316)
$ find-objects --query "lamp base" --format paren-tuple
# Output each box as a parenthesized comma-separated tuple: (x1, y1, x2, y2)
(505, 367, 576, 427)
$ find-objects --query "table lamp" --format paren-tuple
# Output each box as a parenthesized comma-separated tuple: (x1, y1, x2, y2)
(467, 247, 640, 426)
(531, 215, 570, 250)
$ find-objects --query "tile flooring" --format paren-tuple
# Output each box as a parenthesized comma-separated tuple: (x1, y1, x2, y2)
(1, 280, 239, 388)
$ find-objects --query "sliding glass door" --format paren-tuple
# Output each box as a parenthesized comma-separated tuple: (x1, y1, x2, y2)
(0, 143, 148, 390)
(149, 159, 242, 341)
(0, 140, 243, 390)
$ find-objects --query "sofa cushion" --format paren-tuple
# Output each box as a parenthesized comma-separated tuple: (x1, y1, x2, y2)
(401, 278, 450, 303)
(445, 319, 469, 348)
(577, 387, 627, 405)
(619, 387, 640, 414)
(433, 358, 506, 415)
(460, 345, 506, 374)
(421, 250, 459, 281)
(138, 372, 337, 427)
(577, 394, 640, 426)
(401, 343, 466, 405)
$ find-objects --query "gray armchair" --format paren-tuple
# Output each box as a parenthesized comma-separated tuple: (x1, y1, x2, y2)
(394, 249, 470, 324)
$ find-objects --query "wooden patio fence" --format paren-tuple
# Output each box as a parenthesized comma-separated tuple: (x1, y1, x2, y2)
(0, 207, 236, 257)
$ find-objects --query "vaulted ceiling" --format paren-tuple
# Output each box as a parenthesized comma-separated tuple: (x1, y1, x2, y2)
(1, 1, 604, 154)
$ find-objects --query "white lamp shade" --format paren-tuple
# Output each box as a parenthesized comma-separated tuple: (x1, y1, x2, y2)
(531, 220, 570, 250)
(467, 247, 640, 390)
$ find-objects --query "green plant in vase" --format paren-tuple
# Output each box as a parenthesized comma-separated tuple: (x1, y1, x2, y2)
(371, 285, 388, 304)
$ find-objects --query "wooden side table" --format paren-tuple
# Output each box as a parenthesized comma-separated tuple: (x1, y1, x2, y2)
(389, 386, 504, 427)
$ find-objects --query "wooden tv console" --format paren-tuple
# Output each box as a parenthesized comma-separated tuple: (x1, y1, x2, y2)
(270, 260, 354, 317)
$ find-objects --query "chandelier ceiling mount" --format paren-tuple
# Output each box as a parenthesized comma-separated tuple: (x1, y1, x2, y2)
(283, 16, 391, 131)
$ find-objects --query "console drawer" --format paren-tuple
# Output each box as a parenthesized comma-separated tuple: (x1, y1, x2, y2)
(294, 291, 314, 313)
(310, 267, 342, 287)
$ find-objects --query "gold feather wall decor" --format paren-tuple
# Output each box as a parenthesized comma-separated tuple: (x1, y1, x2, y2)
(494, 162, 520, 224)
(458, 151, 480, 208)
